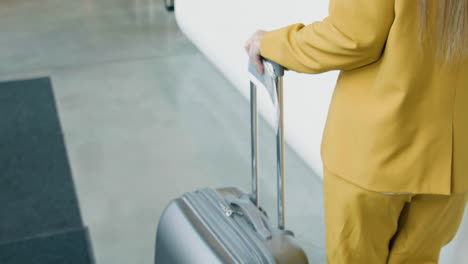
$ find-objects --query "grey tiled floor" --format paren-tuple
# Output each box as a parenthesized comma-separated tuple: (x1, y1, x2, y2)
(0, 0, 326, 263)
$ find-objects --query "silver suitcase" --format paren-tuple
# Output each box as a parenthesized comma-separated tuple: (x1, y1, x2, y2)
(154, 59, 309, 264)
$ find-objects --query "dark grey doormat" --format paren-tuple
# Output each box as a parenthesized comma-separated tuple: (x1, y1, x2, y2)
(0, 77, 94, 264)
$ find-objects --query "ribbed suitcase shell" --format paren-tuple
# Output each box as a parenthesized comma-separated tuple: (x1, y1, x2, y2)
(155, 187, 308, 263)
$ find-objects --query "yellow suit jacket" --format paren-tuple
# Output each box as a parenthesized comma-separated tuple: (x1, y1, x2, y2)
(260, 0, 468, 194)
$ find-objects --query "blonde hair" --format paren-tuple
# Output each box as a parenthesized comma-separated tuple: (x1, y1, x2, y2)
(419, 0, 468, 64)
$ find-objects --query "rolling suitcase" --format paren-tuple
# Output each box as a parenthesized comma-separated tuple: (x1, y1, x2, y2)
(154, 59, 309, 264)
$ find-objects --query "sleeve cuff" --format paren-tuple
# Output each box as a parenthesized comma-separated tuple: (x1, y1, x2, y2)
(260, 23, 305, 71)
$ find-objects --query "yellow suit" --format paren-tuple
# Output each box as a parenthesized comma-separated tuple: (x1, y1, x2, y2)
(260, 0, 468, 195)
(261, 0, 468, 262)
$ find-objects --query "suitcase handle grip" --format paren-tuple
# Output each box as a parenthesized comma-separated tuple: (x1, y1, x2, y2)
(248, 58, 286, 230)
(225, 195, 272, 240)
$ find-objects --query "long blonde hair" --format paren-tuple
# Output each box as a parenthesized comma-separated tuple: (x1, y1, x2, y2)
(419, 0, 468, 64)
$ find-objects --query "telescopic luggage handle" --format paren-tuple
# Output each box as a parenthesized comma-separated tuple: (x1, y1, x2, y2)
(248, 58, 286, 230)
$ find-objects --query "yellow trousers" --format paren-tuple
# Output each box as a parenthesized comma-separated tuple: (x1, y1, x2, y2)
(323, 166, 468, 263)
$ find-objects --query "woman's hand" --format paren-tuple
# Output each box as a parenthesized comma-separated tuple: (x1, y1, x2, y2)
(245, 30, 267, 74)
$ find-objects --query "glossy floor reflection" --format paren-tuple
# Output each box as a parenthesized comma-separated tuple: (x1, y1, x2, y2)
(0, 0, 196, 79)
(0, 0, 326, 263)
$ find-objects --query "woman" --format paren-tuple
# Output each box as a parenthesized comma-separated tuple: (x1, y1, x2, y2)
(245, 0, 468, 263)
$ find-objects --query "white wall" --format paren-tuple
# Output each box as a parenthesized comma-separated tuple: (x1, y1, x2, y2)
(175, 0, 333, 174)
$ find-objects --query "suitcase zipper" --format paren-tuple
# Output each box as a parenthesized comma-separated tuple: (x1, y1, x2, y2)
(183, 191, 256, 263)
(221, 203, 244, 217)
(197, 190, 261, 263)
(202, 189, 274, 263)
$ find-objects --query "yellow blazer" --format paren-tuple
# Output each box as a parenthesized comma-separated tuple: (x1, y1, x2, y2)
(260, 0, 468, 195)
